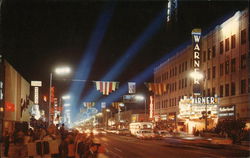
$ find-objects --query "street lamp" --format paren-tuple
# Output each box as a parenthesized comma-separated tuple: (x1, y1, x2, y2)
(62, 95, 71, 100)
(49, 66, 71, 125)
(135, 95, 147, 121)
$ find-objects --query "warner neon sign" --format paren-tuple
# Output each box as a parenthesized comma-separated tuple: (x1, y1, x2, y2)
(192, 29, 202, 95)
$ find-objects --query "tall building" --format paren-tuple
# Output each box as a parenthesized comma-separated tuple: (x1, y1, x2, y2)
(154, 8, 249, 134)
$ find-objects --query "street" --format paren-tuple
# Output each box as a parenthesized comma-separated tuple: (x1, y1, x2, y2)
(94, 134, 250, 158)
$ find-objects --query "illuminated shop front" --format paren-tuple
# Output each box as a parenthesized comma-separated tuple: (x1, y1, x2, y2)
(178, 96, 219, 134)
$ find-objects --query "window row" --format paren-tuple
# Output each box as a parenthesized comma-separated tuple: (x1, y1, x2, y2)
(157, 61, 188, 82)
(219, 29, 246, 55)
(218, 79, 249, 97)
(155, 98, 178, 109)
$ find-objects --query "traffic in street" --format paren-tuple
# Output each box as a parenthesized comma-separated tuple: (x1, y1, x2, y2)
(92, 131, 250, 158)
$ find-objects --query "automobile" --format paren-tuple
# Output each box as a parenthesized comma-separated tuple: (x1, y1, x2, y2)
(117, 129, 131, 136)
(154, 130, 172, 139)
(136, 130, 155, 139)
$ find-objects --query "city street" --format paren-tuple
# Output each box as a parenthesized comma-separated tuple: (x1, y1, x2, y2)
(94, 134, 250, 158)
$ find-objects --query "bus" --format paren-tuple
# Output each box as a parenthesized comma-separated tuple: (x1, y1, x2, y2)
(129, 122, 154, 136)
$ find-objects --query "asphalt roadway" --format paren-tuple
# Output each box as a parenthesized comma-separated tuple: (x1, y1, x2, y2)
(93, 134, 250, 158)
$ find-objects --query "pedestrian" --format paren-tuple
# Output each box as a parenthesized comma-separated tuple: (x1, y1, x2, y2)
(3, 130, 10, 157)
(67, 134, 75, 158)
(11, 130, 26, 158)
(59, 135, 69, 158)
(76, 135, 86, 158)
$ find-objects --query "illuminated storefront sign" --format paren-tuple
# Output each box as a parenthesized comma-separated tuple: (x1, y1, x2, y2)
(34, 87, 39, 104)
(192, 28, 202, 96)
(149, 96, 154, 119)
(219, 105, 235, 118)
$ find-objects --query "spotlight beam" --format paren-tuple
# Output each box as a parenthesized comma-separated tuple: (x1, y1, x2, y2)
(81, 8, 166, 103)
(95, 41, 191, 109)
(68, 2, 115, 121)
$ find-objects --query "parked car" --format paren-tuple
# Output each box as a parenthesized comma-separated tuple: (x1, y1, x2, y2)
(136, 130, 155, 139)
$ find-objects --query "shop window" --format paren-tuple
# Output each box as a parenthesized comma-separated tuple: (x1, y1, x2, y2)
(231, 58, 236, 72)
(225, 38, 229, 52)
(212, 45, 216, 58)
(220, 41, 224, 54)
(220, 85, 223, 97)
(220, 63, 224, 76)
(231, 34, 236, 49)
(241, 29, 246, 44)
(225, 84, 229, 96)
(212, 87, 216, 96)
(207, 68, 211, 80)
(241, 54, 246, 69)
(225, 60, 229, 74)
(231, 82, 235, 96)
(212, 66, 216, 79)
(203, 51, 206, 62)
(208, 48, 211, 60)
(241, 79, 246, 94)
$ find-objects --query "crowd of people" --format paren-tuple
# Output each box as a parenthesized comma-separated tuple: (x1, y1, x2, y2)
(2, 123, 102, 158)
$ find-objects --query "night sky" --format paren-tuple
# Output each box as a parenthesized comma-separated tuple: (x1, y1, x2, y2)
(1, 0, 248, 99)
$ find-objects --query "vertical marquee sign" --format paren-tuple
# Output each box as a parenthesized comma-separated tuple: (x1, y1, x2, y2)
(192, 28, 202, 96)
(31, 81, 42, 104)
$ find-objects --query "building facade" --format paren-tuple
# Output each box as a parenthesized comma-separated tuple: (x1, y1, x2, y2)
(1, 59, 32, 135)
(154, 9, 249, 134)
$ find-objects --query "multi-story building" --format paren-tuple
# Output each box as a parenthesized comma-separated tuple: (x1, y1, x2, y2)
(154, 8, 249, 134)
